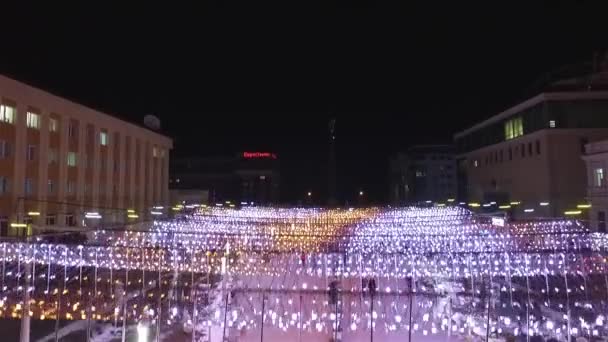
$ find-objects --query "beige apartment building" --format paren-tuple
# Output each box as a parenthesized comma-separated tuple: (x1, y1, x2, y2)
(455, 90, 608, 219)
(0, 74, 172, 235)
(583, 140, 608, 232)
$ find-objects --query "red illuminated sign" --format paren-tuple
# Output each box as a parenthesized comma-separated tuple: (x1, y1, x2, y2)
(243, 152, 277, 159)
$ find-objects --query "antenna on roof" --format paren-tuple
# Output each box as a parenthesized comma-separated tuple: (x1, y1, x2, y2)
(143, 115, 161, 130)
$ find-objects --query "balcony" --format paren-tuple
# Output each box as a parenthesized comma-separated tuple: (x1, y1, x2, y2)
(585, 140, 608, 155)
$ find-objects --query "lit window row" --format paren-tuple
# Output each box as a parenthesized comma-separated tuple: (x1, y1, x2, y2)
(504, 116, 523, 140)
(26, 112, 40, 129)
(594, 167, 604, 187)
(0, 104, 15, 124)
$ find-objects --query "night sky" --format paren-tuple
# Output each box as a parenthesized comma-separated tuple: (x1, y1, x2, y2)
(1, 2, 607, 203)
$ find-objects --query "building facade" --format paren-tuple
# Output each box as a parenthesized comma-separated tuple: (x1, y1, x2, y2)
(583, 140, 608, 232)
(389, 145, 457, 204)
(0, 75, 172, 235)
(455, 91, 608, 218)
(170, 152, 280, 205)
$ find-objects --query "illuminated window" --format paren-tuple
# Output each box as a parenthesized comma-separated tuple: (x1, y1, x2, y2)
(49, 118, 58, 132)
(415, 171, 425, 177)
(595, 168, 604, 187)
(67, 152, 77, 167)
(504, 117, 523, 140)
(153, 147, 158, 158)
(549, 120, 556, 128)
(473, 160, 479, 168)
(26, 112, 40, 129)
(0, 104, 15, 124)
(47, 179, 54, 194)
(100, 131, 108, 146)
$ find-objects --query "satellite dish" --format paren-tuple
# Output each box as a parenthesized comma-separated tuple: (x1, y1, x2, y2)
(143, 115, 161, 130)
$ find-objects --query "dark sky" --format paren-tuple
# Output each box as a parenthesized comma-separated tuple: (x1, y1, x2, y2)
(1, 2, 607, 203)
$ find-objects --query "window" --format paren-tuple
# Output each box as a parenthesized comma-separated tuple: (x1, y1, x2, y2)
(0, 104, 15, 124)
(46, 214, 56, 226)
(581, 138, 589, 154)
(473, 160, 479, 168)
(528, 142, 532, 156)
(508, 148, 512, 161)
(67, 152, 77, 167)
(499, 150, 503, 162)
(0, 177, 8, 194)
(0, 140, 10, 159)
(0, 216, 6, 236)
(504, 117, 524, 140)
(66, 181, 75, 195)
(26, 112, 40, 129)
(68, 121, 77, 138)
(594, 168, 604, 187)
(536, 140, 541, 155)
(100, 131, 108, 146)
(599, 211, 606, 233)
(26, 145, 36, 161)
(549, 120, 556, 128)
(49, 118, 58, 132)
(48, 148, 58, 164)
(521, 144, 525, 158)
(415, 171, 425, 177)
(24, 178, 34, 195)
(65, 214, 75, 226)
(153, 147, 158, 158)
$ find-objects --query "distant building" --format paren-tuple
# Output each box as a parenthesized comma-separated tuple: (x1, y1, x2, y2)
(582, 140, 608, 232)
(0, 74, 172, 235)
(389, 145, 457, 204)
(170, 152, 280, 205)
(455, 70, 608, 217)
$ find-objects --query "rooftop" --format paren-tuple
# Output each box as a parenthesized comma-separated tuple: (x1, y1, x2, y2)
(454, 90, 608, 139)
(0, 74, 172, 143)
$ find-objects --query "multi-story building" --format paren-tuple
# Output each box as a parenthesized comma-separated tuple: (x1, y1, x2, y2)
(455, 72, 608, 217)
(582, 140, 608, 232)
(0, 74, 172, 235)
(170, 152, 280, 205)
(389, 145, 457, 204)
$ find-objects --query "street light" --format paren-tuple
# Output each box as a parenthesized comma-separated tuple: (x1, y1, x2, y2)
(307, 192, 312, 197)
(359, 191, 364, 196)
